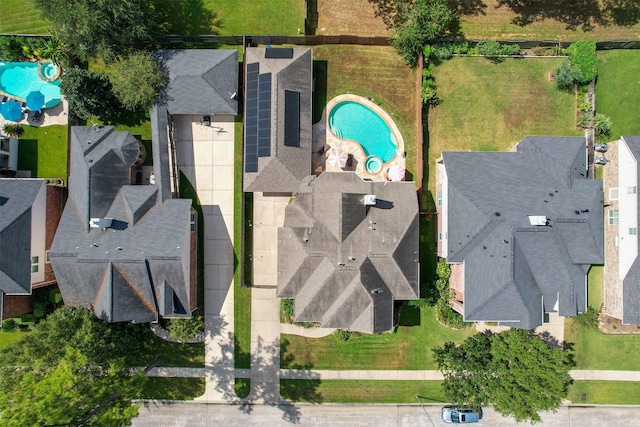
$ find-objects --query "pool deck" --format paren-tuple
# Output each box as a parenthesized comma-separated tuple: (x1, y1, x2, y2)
(0, 98, 68, 130)
(312, 94, 406, 182)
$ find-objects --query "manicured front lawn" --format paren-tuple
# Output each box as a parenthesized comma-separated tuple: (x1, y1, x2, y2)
(460, 0, 640, 41)
(141, 377, 205, 400)
(312, 45, 420, 182)
(17, 125, 68, 180)
(565, 319, 640, 371)
(205, 0, 304, 36)
(428, 57, 580, 194)
(281, 305, 476, 370)
(281, 380, 446, 403)
(568, 381, 640, 405)
(126, 332, 205, 368)
(595, 50, 640, 138)
(0, 0, 49, 34)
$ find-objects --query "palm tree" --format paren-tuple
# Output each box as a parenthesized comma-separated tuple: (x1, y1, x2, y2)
(2, 123, 24, 139)
(39, 36, 68, 65)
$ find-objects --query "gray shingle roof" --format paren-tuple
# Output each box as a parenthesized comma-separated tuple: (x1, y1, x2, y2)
(50, 127, 193, 323)
(442, 136, 604, 329)
(155, 49, 239, 115)
(0, 178, 43, 295)
(277, 172, 419, 333)
(243, 48, 312, 193)
(621, 136, 640, 324)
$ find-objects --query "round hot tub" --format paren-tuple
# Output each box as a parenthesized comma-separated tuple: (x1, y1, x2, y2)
(365, 155, 383, 174)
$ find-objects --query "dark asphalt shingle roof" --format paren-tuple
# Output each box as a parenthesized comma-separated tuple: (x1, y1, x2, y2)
(243, 48, 312, 193)
(0, 178, 43, 295)
(277, 172, 419, 333)
(155, 49, 239, 115)
(442, 136, 604, 329)
(50, 126, 193, 323)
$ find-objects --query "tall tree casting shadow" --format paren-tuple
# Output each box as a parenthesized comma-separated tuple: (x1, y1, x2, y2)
(155, 0, 222, 35)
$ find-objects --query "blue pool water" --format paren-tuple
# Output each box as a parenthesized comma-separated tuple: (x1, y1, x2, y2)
(0, 61, 63, 108)
(329, 101, 397, 163)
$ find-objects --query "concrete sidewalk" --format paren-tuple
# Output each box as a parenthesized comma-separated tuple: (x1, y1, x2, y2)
(140, 367, 640, 383)
(280, 323, 335, 338)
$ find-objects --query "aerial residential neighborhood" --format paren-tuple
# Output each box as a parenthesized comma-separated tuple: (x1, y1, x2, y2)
(1, 0, 640, 425)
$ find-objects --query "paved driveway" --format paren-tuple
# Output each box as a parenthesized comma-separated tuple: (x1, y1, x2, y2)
(173, 114, 236, 401)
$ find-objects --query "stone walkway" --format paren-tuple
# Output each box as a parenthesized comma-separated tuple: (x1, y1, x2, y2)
(172, 114, 237, 402)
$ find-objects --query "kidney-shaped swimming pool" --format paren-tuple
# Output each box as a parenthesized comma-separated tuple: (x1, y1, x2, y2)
(328, 100, 398, 164)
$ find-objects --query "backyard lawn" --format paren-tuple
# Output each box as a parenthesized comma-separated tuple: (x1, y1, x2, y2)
(588, 265, 603, 310)
(281, 305, 476, 370)
(0, 330, 26, 350)
(312, 45, 420, 182)
(16, 125, 68, 180)
(204, 0, 304, 35)
(428, 57, 580, 194)
(460, 0, 640, 41)
(0, 0, 49, 34)
(281, 380, 446, 403)
(595, 50, 640, 138)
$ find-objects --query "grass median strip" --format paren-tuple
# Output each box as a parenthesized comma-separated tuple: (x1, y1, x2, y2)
(281, 380, 446, 403)
(568, 381, 640, 405)
(141, 377, 206, 400)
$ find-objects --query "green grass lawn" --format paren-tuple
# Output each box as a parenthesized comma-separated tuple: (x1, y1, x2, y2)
(0, 330, 27, 350)
(205, 0, 304, 36)
(17, 125, 68, 180)
(0, 0, 49, 34)
(568, 381, 640, 405)
(281, 380, 446, 403)
(282, 305, 475, 370)
(234, 120, 252, 369)
(460, 0, 640, 41)
(588, 265, 603, 309)
(428, 57, 580, 195)
(141, 377, 205, 400)
(312, 45, 420, 182)
(565, 319, 640, 370)
(595, 50, 640, 138)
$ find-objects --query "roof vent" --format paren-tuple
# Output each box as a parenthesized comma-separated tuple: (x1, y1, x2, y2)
(89, 218, 113, 229)
(528, 215, 549, 226)
(364, 194, 377, 206)
(495, 212, 501, 217)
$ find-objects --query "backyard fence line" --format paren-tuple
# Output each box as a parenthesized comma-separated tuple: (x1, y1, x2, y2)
(1, 33, 639, 50)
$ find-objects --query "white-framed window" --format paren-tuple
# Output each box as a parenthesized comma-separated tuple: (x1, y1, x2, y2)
(630, 228, 637, 236)
(609, 187, 619, 200)
(609, 210, 619, 225)
(31, 256, 39, 273)
(629, 186, 637, 194)
(190, 212, 196, 232)
(46, 250, 50, 263)
(437, 191, 443, 207)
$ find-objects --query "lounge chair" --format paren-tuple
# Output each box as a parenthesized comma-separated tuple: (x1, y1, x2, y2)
(32, 110, 42, 122)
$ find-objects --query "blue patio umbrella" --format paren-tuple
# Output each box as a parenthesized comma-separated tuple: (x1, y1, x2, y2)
(0, 100, 23, 122)
(26, 90, 45, 112)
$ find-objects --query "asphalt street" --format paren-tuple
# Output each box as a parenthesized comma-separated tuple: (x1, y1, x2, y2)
(132, 401, 640, 427)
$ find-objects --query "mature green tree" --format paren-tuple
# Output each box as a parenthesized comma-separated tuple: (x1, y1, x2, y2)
(108, 52, 167, 112)
(1, 123, 24, 139)
(59, 67, 120, 120)
(553, 59, 582, 92)
(434, 329, 574, 423)
(0, 349, 144, 426)
(390, 0, 460, 66)
(566, 40, 597, 84)
(33, 0, 158, 61)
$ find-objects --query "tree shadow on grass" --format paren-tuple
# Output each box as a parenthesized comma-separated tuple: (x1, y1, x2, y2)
(156, 0, 221, 35)
(494, 0, 636, 31)
(367, 0, 487, 29)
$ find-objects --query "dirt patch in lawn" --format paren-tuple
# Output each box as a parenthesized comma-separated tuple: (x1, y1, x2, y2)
(314, 0, 389, 36)
(600, 314, 640, 335)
